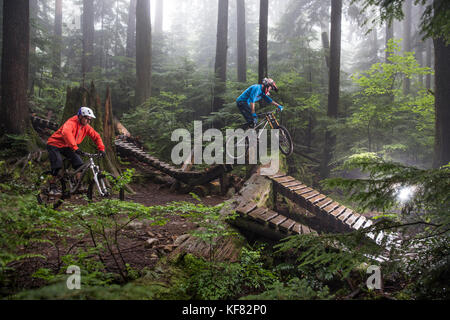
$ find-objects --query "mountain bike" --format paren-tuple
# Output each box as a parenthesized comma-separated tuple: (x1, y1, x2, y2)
(225, 108, 293, 160)
(37, 151, 111, 209)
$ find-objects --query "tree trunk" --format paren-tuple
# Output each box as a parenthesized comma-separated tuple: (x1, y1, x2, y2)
(321, 0, 342, 179)
(0, 0, 30, 135)
(432, 36, 450, 168)
(426, 38, 432, 90)
(154, 0, 163, 35)
(402, 0, 412, 94)
(126, 0, 137, 58)
(385, 19, 393, 63)
(258, 0, 268, 83)
(29, 0, 38, 95)
(212, 0, 229, 121)
(236, 0, 247, 82)
(135, 0, 152, 106)
(53, 0, 62, 78)
(82, 0, 95, 80)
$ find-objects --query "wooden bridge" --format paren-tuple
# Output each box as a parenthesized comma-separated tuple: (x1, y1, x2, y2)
(31, 115, 400, 256)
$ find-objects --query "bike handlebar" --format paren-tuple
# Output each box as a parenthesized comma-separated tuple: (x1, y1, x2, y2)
(256, 107, 282, 117)
(78, 151, 105, 158)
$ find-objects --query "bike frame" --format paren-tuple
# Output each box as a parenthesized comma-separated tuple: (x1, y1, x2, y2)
(62, 153, 108, 197)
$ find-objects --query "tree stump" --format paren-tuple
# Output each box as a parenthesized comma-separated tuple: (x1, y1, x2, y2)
(168, 170, 273, 262)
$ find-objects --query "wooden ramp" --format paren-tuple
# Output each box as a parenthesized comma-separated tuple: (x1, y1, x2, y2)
(235, 201, 318, 238)
(268, 173, 400, 249)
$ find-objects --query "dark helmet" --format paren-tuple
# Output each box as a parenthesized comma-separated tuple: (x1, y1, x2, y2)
(262, 77, 278, 95)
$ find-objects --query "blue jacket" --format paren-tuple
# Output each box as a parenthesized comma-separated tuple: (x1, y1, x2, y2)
(236, 84, 273, 105)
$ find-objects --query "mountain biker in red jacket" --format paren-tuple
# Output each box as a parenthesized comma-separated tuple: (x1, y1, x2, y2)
(46, 107, 105, 194)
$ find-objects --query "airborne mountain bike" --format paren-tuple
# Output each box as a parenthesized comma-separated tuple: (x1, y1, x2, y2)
(225, 108, 293, 160)
(37, 151, 111, 209)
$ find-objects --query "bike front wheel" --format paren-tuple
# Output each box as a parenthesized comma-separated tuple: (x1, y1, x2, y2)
(87, 173, 112, 201)
(278, 125, 294, 156)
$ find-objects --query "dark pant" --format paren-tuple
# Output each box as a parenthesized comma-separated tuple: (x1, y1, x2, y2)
(47, 144, 83, 176)
(236, 101, 254, 127)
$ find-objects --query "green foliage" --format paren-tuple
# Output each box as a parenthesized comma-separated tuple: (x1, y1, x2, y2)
(176, 247, 277, 300)
(346, 40, 434, 164)
(105, 168, 135, 193)
(241, 277, 332, 300)
(323, 154, 450, 298)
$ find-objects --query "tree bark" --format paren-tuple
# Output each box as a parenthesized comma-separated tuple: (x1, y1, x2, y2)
(402, 0, 412, 94)
(1, 0, 30, 135)
(321, 0, 342, 179)
(53, 0, 63, 78)
(432, 36, 450, 167)
(135, 0, 152, 106)
(126, 0, 137, 58)
(82, 0, 95, 79)
(426, 38, 432, 90)
(212, 0, 229, 119)
(385, 19, 393, 63)
(29, 0, 38, 95)
(237, 0, 247, 82)
(258, 0, 268, 83)
(154, 0, 163, 35)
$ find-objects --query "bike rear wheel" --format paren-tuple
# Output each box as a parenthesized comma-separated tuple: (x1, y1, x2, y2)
(36, 174, 67, 209)
(278, 125, 294, 156)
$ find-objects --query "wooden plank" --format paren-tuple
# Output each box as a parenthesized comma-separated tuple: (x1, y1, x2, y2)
(295, 187, 313, 195)
(279, 219, 296, 232)
(257, 210, 279, 223)
(301, 225, 311, 234)
(292, 223, 302, 234)
(308, 194, 327, 204)
(269, 173, 285, 179)
(317, 198, 333, 209)
(362, 219, 374, 229)
(289, 184, 308, 191)
(323, 202, 340, 214)
(281, 181, 302, 187)
(345, 213, 360, 227)
(236, 202, 257, 215)
(352, 216, 367, 230)
(333, 206, 348, 217)
(268, 215, 287, 227)
(248, 207, 268, 220)
(301, 190, 320, 200)
(273, 176, 296, 183)
(338, 209, 353, 222)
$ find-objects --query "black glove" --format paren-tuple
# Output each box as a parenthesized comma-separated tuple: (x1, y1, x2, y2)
(75, 149, 85, 156)
(99, 150, 106, 157)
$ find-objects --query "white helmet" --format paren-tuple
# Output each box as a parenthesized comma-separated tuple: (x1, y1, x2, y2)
(77, 106, 96, 119)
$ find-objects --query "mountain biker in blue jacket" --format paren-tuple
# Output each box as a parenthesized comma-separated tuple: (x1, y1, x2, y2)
(236, 77, 283, 128)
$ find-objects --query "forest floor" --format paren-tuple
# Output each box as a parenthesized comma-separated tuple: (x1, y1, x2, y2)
(8, 159, 230, 294)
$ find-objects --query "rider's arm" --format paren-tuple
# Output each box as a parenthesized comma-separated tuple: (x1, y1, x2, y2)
(250, 102, 255, 114)
(271, 101, 280, 107)
(86, 126, 106, 152)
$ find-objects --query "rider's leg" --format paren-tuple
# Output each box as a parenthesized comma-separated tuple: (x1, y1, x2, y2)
(236, 101, 255, 128)
(47, 144, 63, 194)
(61, 147, 84, 182)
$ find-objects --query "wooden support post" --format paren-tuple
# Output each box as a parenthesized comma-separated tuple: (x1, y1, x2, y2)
(273, 181, 278, 211)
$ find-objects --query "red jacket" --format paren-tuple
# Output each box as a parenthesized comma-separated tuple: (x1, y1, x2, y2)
(47, 115, 105, 151)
